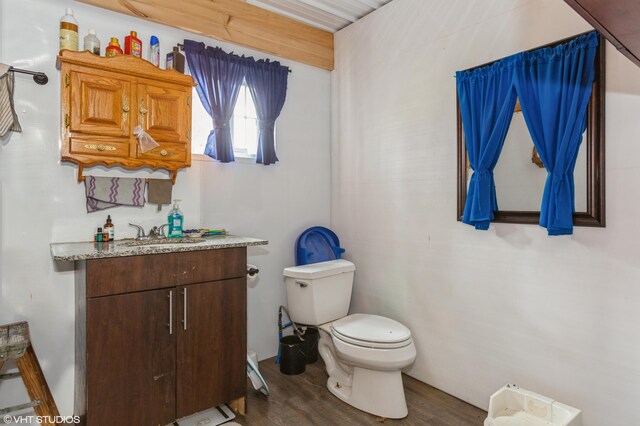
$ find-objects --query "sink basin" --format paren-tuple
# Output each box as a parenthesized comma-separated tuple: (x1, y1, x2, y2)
(122, 237, 205, 247)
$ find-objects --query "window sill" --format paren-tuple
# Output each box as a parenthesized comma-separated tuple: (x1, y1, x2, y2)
(191, 153, 258, 164)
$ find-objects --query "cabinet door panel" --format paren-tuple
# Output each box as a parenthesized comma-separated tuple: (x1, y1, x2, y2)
(138, 84, 190, 143)
(176, 278, 247, 418)
(70, 71, 131, 137)
(87, 289, 176, 426)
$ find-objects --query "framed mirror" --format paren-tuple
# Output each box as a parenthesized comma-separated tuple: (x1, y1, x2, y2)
(457, 33, 605, 227)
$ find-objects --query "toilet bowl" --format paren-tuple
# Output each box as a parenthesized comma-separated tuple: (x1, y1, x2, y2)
(283, 260, 417, 419)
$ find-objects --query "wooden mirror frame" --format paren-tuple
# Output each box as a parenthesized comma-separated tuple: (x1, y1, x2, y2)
(457, 33, 606, 227)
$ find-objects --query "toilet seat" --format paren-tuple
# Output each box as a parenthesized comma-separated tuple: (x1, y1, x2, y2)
(330, 314, 413, 349)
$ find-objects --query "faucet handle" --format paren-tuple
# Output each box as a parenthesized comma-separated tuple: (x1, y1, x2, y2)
(128, 223, 146, 239)
(158, 224, 168, 238)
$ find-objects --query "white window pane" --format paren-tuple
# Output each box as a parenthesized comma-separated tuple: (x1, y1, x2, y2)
(247, 118, 258, 157)
(234, 114, 246, 151)
(246, 90, 257, 119)
(234, 85, 246, 117)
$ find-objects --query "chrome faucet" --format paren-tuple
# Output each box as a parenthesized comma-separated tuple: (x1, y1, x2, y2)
(129, 223, 168, 240)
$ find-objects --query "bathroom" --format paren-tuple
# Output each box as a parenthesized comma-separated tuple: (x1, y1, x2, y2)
(1, 0, 640, 425)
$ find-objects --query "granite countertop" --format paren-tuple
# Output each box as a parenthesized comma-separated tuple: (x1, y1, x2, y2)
(50, 235, 268, 261)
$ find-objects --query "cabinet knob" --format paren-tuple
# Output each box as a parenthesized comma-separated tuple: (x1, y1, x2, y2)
(122, 96, 130, 113)
(160, 149, 168, 156)
(139, 99, 148, 124)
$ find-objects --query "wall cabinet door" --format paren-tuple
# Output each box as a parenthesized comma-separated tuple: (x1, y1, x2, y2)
(70, 71, 131, 137)
(87, 288, 176, 426)
(137, 83, 191, 144)
(176, 278, 247, 418)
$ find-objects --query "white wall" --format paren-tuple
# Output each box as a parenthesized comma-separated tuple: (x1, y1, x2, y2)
(331, 1, 640, 425)
(0, 0, 331, 417)
(196, 36, 332, 365)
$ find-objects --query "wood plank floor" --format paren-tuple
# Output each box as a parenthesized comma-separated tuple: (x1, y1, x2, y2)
(239, 357, 487, 425)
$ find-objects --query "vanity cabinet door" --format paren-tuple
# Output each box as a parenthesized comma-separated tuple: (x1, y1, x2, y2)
(176, 278, 247, 418)
(69, 70, 132, 138)
(86, 288, 176, 426)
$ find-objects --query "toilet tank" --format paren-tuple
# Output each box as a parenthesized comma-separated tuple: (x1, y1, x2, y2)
(283, 260, 356, 326)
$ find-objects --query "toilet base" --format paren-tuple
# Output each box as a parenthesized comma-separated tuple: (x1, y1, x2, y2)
(326, 366, 408, 419)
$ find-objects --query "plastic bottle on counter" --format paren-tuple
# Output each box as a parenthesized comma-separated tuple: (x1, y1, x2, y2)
(84, 29, 101, 55)
(124, 31, 142, 57)
(104, 215, 115, 241)
(94, 227, 103, 242)
(106, 38, 123, 57)
(167, 199, 184, 238)
(166, 46, 185, 73)
(59, 8, 79, 51)
(148, 36, 160, 67)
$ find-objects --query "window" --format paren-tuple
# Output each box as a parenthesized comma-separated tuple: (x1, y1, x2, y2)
(231, 82, 259, 158)
(190, 82, 263, 159)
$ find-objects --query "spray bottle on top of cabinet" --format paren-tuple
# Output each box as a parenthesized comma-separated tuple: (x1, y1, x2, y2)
(167, 200, 184, 238)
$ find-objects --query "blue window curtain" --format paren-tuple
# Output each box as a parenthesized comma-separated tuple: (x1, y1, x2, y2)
(243, 58, 289, 165)
(183, 40, 245, 163)
(456, 61, 518, 230)
(513, 32, 598, 235)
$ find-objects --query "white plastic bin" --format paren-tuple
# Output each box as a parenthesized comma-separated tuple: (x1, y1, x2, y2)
(485, 384, 581, 426)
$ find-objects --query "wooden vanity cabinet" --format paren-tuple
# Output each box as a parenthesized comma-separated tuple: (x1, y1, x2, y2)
(58, 50, 196, 183)
(75, 248, 247, 426)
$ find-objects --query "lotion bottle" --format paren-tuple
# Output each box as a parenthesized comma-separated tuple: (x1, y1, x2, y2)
(59, 8, 79, 51)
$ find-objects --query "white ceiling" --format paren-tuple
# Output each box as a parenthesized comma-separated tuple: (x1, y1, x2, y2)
(246, 0, 393, 33)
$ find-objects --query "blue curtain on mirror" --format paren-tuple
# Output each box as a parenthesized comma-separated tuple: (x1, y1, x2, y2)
(243, 58, 289, 165)
(457, 61, 518, 230)
(184, 40, 245, 163)
(514, 32, 598, 235)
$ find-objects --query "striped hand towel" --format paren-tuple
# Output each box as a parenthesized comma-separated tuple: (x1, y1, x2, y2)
(85, 176, 145, 213)
(0, 64, 22, 137)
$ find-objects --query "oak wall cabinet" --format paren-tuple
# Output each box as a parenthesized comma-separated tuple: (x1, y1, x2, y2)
(57, 50, 195, 183)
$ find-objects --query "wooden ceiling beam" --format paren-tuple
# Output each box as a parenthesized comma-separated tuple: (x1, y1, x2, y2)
(76, 0, 334, 70)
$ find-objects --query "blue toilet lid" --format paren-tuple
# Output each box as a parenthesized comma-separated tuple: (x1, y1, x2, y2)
(295, 226, 345, 266)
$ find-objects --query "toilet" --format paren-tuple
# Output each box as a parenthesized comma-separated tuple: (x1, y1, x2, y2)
(283, 259, 417, 419)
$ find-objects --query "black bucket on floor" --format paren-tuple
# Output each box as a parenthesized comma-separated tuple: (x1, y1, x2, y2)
(303, 327, 319, 364)
(279, 335, 306, 375)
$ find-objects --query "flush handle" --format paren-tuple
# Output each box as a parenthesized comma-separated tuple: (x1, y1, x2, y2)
(295, 280, 309, 288)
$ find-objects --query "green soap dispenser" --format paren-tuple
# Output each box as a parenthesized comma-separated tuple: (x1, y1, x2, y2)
(167, 199, 184, 238)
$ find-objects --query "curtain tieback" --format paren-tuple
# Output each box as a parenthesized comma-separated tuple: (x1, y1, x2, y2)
(551, 171, 568, 221)
(258, 120, 275, 131)
(213, 122, 230, 130)
(474, 169, 493, 215)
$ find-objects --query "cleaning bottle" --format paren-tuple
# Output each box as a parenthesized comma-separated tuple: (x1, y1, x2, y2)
(105, 38, 123, 57)
(59, 8, 79, 51)
(148, 36, 160, 67)
(104, 215, 114, 241)
(84, 29, 101, 55)
(124, 31, 142, 57)
(166, 46, 185, 73)
(167, 200, 184, 238)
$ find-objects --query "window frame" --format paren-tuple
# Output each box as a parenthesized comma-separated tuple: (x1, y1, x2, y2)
(456, 32, 606, 228)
